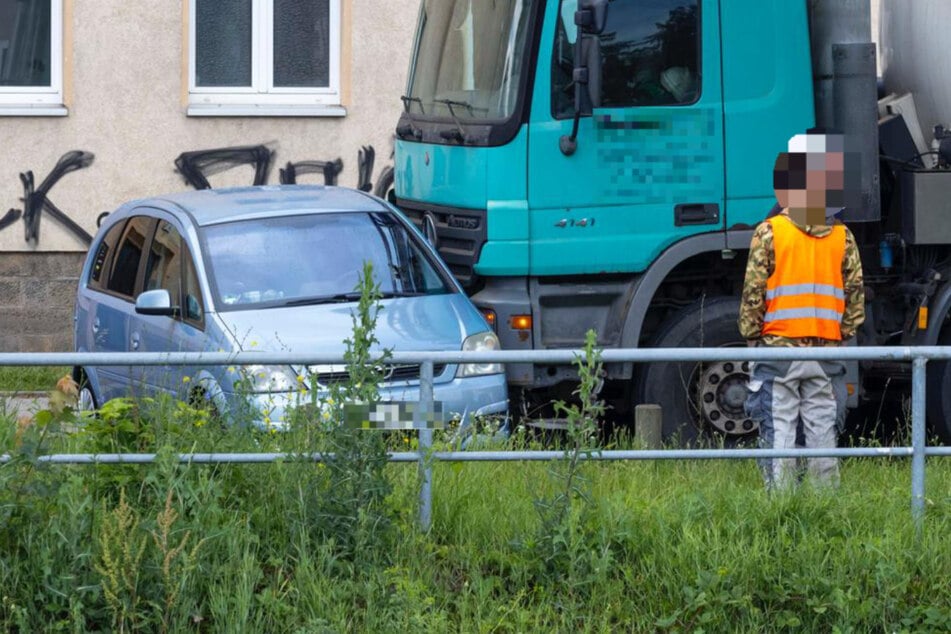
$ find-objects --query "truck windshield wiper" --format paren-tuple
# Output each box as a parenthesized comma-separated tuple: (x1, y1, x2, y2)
(434, 98, 488, 117)
(400, 95, 425, 114)
(433, 99, 476, 144)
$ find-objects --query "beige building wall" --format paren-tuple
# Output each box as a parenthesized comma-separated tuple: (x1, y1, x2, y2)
(0, 0, 420, 253)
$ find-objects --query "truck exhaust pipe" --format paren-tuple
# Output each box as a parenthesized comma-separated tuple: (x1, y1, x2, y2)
(808, 0, 880, 222)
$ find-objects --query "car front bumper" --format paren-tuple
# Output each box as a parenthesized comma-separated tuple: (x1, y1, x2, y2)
(234, 373, 508, 432)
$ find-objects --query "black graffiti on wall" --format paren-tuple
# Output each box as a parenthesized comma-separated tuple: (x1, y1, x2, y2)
(174, 144, 275, 190)
(2, 143, 394, 246)
(279, 145, 375, 192)
(177, 143, 379, 192)
(0, 151, 96, 245)
(279, 158, 344, 186)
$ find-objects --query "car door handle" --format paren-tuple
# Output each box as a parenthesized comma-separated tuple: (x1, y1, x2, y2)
(674, 203, 720, 226)
(130, 333, 140, 350)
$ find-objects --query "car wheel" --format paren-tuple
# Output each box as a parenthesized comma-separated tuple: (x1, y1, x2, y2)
(634, 296, 755, 446)
(75, 369, 98, 414)
(189, 387, 223, 426)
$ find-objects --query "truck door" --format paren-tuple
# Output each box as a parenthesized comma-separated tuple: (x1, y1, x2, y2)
(527, 0, 725, 276)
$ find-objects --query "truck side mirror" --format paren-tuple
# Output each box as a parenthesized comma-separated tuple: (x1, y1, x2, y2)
(560, 0, 608, 156)
(576, 0, 608, 35)
(577, 35, 602, 113)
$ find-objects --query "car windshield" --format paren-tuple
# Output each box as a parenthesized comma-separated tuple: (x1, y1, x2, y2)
(405, 0, 536, 121)
(201, 212, 452, 311)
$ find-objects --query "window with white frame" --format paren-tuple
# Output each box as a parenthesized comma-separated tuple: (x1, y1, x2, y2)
(188, 0, 344, 116)
(0, 0, 65, 115)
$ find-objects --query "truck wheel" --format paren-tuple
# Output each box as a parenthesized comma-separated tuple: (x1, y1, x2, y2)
(635, 296, 755, 445)
(373, 166, 396, 204)
(925, 331, 951, 444)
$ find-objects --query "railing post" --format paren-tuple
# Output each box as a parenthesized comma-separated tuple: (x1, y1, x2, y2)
(911, 356, 927, 537)
(418, 360, 434, 532)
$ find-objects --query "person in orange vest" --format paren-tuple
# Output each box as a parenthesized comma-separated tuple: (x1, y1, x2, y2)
(739, 132, 865, 489)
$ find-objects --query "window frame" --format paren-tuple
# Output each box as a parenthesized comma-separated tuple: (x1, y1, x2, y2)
(0, 0, 66, 115)
(187, 0, 344, 116)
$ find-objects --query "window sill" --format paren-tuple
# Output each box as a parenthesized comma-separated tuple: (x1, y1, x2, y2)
(186, 103, 347, 117)
(0, 104, 68, 117)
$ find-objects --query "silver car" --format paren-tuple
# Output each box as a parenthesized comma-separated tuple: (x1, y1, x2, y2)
(73, 185, 507, 430)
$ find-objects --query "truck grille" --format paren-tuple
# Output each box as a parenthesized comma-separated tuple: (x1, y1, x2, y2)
(395, 199, 487, 289)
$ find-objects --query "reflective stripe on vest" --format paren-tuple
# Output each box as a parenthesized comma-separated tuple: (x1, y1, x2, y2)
(765, 283, 845, 301)
(762, 214, 846, 340)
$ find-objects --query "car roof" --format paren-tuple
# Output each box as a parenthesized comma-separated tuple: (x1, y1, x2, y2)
(142, 185, 389, 227)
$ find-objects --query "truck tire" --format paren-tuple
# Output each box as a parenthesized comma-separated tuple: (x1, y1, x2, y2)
(925, 331, 951, 444)
(373, 166, 395, 204)
(634, 296, 755, 445)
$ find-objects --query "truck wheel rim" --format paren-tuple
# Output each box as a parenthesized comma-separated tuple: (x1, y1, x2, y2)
(694, 358, 757, 436)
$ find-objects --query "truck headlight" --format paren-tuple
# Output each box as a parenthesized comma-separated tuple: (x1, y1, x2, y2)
(241, 365, 298, 393)
(457, 332, 503, 377)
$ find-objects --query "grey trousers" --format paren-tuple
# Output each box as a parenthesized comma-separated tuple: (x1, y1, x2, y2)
(745, 359, 847, 489)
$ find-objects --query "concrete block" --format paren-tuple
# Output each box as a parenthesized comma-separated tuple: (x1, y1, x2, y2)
(634, 404, 663, 449)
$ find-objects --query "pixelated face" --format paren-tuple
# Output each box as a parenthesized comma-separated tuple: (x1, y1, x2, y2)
(775, 134, 853, 226)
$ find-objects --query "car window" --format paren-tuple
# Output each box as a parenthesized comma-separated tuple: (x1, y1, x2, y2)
(183, 244, 205, 326)
(88, 220, 126, 291)
(144, 221, 184, 304)
(201, 211, 453, 310)
(107, 216, 154, 298)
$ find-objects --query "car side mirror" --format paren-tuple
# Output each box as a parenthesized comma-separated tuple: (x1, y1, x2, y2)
(135, 289, 180, 317)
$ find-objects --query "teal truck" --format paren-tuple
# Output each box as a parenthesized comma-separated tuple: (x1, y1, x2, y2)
(390, 0, 951, 443)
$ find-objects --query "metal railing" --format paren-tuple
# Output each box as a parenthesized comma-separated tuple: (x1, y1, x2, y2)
(2, 346, 950, 535)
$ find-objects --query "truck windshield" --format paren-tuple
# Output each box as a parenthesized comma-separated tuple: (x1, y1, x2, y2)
(405, 0, 536, 121)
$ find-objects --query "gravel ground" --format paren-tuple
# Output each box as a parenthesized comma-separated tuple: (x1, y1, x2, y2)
(1, 393, 51, 420)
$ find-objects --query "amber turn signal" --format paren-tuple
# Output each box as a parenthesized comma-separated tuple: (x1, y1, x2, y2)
(510, 315, 533, 330)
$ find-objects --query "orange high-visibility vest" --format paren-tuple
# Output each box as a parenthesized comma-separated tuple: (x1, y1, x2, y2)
(762, 214, 846, 340)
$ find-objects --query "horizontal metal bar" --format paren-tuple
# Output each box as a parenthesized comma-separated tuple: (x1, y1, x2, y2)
(2, 346, 951, 367)
(1, 446, 933, 465)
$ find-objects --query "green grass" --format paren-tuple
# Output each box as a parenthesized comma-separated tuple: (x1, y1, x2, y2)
(2, 399, 949, 633)
(0, 365, 70, 392)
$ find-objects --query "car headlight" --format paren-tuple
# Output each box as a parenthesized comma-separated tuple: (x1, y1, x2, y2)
(241, 365, 298, 393)
(457, 331, 503, 377)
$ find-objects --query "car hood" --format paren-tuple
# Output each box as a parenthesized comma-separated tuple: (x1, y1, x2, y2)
(214, 293, 487, 355)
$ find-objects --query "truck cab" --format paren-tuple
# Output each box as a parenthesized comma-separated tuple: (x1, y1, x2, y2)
(393, 0, 951, 444)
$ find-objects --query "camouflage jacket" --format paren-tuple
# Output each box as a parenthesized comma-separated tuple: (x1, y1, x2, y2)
(738, 211, 865, 347)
